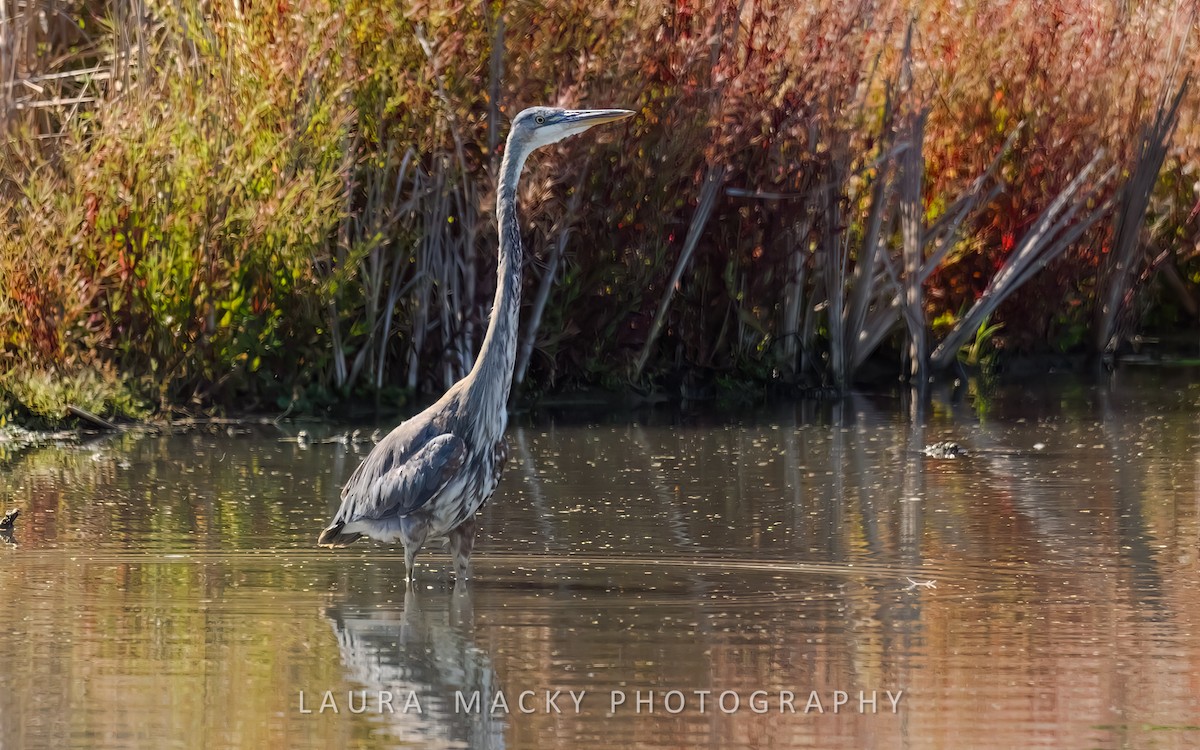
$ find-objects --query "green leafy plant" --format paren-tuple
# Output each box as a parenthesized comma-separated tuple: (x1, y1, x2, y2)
(959, 315, 1005, 368)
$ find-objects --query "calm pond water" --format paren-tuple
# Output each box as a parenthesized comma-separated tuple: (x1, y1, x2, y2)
(1, 370, 1199, 749)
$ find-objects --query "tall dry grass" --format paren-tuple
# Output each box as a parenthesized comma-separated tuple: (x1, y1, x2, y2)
(1, 0, 1198, 421)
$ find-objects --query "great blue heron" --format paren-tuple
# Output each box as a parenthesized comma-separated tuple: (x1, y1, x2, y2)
(318, 106, 634, 583)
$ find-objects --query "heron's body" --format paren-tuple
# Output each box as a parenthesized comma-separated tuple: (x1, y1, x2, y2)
(326, 384, 508, 548)
(318, 106, 632, 582)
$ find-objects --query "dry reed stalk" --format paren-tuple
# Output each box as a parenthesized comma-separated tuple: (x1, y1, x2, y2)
(821, 148, 849, 388)
(486, 5, 504, 166)
(327, 130, 362, 389)
(632, 164, 725, 380)
(407, 163, 440, 393)
(844, 122, 1016, 375)
(516, 172, 586, 387)
(1094, 70, 1191, 354)
(841, 139, 895, 378)
(1155, 256, 1199, 319)
(930, 151, 1117, 368)
(915, 129, 1018, 285)
(1, 0, 31, 130)
(899, 111, 927, 383)
(449, 171, 479, 384)
(374, 147, 418, 390)
(780, 214, 813, 376)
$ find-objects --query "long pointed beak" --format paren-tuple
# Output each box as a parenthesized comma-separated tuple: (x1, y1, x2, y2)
(563, 109, 635, 128)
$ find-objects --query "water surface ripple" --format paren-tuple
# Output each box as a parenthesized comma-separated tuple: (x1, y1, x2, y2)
(1, 370, 1198, 748)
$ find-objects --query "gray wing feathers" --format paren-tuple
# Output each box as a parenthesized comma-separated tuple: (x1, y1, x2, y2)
(342, 433, 466, 521)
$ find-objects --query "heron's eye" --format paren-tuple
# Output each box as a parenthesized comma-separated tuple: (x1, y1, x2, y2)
(535, 115, 545, 125)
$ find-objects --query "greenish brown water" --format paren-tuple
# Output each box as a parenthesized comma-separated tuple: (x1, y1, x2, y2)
(2, 370, 1199, 749)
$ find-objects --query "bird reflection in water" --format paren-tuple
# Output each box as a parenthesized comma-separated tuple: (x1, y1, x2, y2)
(325, 583, 505, 749)
(1, 508, 18, 546)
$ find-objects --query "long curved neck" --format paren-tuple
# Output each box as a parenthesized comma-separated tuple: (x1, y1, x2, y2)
(462, 142, 529, 413)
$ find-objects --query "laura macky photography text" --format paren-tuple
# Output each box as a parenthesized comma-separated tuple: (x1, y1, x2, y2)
(298, 688, 904, 716)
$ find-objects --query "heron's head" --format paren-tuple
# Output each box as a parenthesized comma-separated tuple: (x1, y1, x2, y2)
(508, 107, 634, 156)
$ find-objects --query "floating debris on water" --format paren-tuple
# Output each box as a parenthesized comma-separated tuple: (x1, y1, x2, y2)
(0, 508, 19, 530)
(280, 429, 384, 447)
(922, 441, 967, 458)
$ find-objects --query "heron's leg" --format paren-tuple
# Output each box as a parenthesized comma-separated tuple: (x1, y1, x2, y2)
(403, 547, 420, 586)
(400, 516, 430, 586)
(448, 517, 477, 581)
